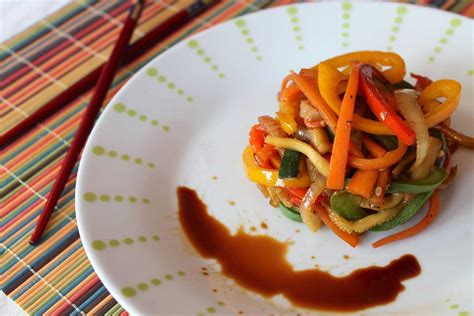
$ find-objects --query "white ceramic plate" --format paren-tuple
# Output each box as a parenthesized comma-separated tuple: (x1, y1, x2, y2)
(76, 2, 473, 315)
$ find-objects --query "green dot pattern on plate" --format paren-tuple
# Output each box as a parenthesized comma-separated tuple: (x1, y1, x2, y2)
(386, 6, 407, 51)
(451, 305, 460, 309)
(428, 18, 461, 63)
(99, 194, 110, 202)
(83, 192, 97, 202)
(91, 144, 156, 170)
(234, 18, 263, 61)
(112, 102, 173, 126)
(340, 2, 352, 48)
(458, 312, 470, 316)
(138, 236, 147, 242)
(84, 191, 150, 205)
(468, 70, 474, 76)
(92, 146, 105, 155)
(187, 39, 225, 78)
(120, 271, 186, 298)
(147, 68, 194, 102)
(124, 238, 134, 245)
(92, 240, 106, 250)
(286, 6, 304, 50)
(109, 239, 120, 247)
(137, 283, 149, 291)
(152, 235, 160, 241)
(121, 287, 136, 297)
(217, 301, 225, 306)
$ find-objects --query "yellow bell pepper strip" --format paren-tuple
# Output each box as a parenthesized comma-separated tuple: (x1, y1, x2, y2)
(242, 146, 311, 188)
(419, 79, 462, 128)
(315, 51, 406, 84)
(276, 101, 299, 135)
(347, 139, 408, 170)
(359, 64, 416, 145)
(318, 62, 347, 114)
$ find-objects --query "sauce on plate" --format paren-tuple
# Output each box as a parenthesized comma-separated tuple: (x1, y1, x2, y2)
(177, 186, 421, 312)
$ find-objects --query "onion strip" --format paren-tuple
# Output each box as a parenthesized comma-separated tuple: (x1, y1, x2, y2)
(395, 89, 429, 171)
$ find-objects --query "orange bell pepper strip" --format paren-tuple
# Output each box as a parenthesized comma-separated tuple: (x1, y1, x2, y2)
(326, 63, 360, 190)
(419, 79, 461, 128)
(314, 50, 406, 84)
(347, 140, 407, 170)
(372, 190, 440, 248)
(314, 203, 360, 248)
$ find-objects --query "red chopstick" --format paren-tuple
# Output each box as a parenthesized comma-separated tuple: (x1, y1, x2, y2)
(29, 0, 145, 245)
(1, 0, 218, 146)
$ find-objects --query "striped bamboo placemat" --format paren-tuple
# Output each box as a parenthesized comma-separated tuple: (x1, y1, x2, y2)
(1, 0, 472, 314)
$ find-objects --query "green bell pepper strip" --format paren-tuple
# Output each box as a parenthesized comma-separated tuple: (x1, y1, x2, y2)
(387, 166, 448, 194)
(330, 191, 368, 221)
(370, 190, 433, 231)
(279, 204, 303, 222)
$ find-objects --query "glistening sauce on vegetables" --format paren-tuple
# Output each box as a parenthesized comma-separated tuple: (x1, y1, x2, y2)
(177, 187, 421, 312)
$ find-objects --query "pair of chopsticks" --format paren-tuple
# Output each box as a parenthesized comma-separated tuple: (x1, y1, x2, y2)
(2, 0, 218, 146)
(28, 0, 218, 245)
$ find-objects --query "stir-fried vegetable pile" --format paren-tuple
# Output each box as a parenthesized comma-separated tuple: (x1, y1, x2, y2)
(243, 51, 473, 248)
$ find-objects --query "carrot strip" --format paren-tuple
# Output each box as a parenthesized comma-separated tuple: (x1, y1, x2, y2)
(372, 168, 391, 204)
(326, 63, 360, 189)
(362, 135, 387, 157)
(348, 140, 407, 170)
(315, 203, 360, 248)
(372, 190, 440, 248)
(348, 142, 364, 158)
(346, 169, 379, 199)
(289, 72, 338, 131)
(281, 84, 304, 103)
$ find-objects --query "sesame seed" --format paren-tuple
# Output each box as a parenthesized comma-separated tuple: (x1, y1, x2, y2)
(375, 186, 383, 196)
(380, 112, 389, 121)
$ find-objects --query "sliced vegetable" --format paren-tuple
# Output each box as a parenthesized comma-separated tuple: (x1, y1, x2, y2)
(318, 62, 347, 114)
(372, 168, 391, 205)
(388, 166, 448, 194)
(299, 180, 325, 232)
(391, 80, 415, 90)
(410, 136, 442, 180)
(347, 140, 408, 170)
(435, 122, 474, 149)
(327, 63, 360, 189)
(328, 204, 401, 234)
(346, 169, 379, 199)
(277, 101, 299, 135)
(249, 125, 277, 168)
(395, 89, 429, 171)
(279, 203, 303, 222)
(309, 128, 331, 154)
(360, 193, 404, 211)
(372, 135, 398, 151)
(362, 135, 387, 157)
(279, 149, 301, 179)
(330, 191, 367, 220)
(314, 203, 360, 248)
(242, 146, 311, 188)
(265, 136, 330, 177)
(258, 116, 287, 138)
(359, 64, 415, 145)
(410, 73, 432, 92)
(280, 83, 304, 103)
(419, 79, 461, 128)
(316, 51, 406, 84)
(288, 72, 338, 131)
(372, 190, 440, 247)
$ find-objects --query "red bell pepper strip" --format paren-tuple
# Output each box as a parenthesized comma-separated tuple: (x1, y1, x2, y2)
(249, 125, 277, 169)
(359, 64, 416, 145)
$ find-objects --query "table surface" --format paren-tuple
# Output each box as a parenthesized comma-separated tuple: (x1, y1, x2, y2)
(1, 2, 70, 313)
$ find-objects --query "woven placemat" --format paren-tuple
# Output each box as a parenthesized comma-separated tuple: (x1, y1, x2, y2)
(2, 0, 472, 314)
